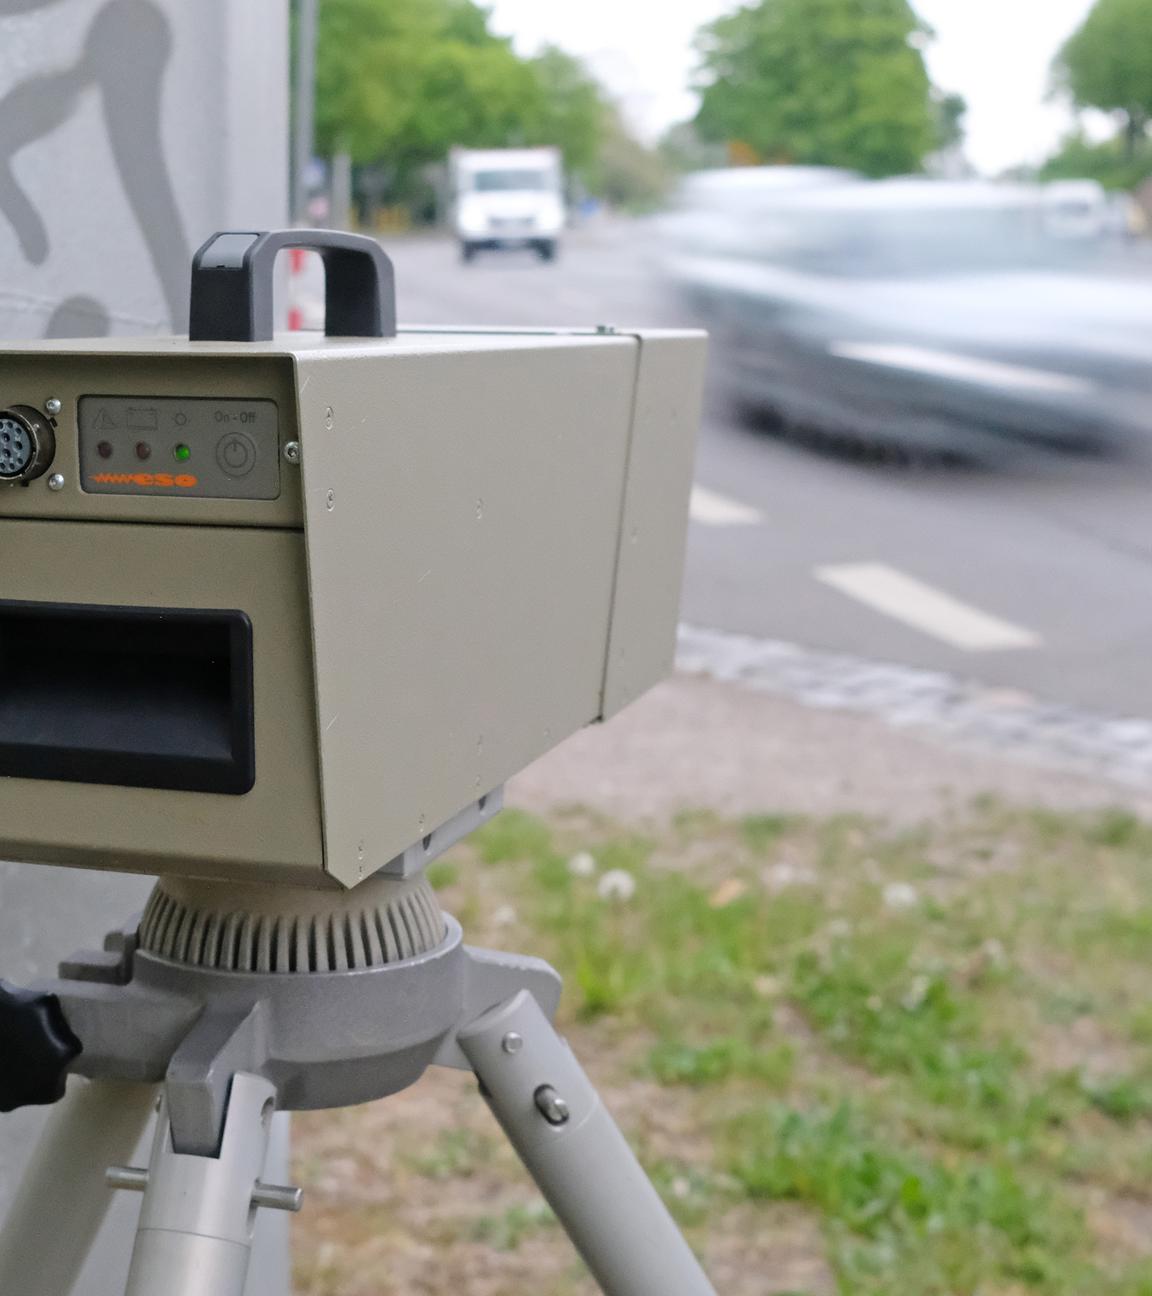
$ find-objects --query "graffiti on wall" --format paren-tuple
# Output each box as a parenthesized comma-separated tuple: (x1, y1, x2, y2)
(0, 0, 191, 335)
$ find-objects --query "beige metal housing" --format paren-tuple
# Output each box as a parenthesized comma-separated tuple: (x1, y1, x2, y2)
(0, 327, 705, 888)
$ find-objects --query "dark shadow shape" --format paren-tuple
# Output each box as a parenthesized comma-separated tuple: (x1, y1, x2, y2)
(44, 295, 111, 338)
(0, 0, 191, 329)
(0, 1, 66, 12)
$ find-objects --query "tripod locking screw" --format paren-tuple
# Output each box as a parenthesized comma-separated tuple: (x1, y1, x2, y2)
(252, 1181, 305, 1212)
(107, 1165, 302, 1212)
(534, 1084, 571, 1126)
(106, 1166, 150, 1193)
(0, 980, 82, 1111)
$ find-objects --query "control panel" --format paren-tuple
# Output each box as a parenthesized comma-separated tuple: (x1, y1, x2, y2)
(78, 396, 280, 500)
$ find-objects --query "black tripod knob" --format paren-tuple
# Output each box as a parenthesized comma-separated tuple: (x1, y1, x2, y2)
(0, 981, 81, 1111)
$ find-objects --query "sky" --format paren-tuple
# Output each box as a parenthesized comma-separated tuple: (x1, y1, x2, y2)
(485, 0, 1101, 175)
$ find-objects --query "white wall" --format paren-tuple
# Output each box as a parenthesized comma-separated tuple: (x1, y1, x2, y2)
(0, 0, 289, 338)
(0, 0, 291, 1290)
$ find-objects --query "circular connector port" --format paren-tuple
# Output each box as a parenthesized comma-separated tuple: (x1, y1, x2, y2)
(0, 406, 56, 484)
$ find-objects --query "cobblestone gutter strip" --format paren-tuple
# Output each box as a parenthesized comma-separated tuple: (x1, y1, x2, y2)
(677, 623, 1152, 788)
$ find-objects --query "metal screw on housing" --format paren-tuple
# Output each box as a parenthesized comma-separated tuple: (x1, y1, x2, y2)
(47, 474, 64, 492)
(534, 1084, 570, 1126)
(283, 441, 301, 464)
(501, 1032, 524, 1055)
(44, 398, 61, 417)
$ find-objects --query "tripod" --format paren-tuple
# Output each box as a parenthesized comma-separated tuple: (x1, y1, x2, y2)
(0, 867, 717, 1296)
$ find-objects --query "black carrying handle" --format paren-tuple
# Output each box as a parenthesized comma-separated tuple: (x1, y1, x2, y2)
(189, 229, 397, 342)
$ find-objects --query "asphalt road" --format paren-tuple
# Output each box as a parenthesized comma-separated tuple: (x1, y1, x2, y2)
(375, 222, 1152, 718)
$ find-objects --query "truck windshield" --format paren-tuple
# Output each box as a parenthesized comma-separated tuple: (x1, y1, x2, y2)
(472, 170, 552, 192)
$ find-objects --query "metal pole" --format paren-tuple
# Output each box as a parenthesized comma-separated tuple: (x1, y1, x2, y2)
(0, 1080, 156, 1296)
(459, 992, 717, 1296)
(292, 0, 318, 224)
(330, 150, 353, 230)
(121, 1074, 296, 1296)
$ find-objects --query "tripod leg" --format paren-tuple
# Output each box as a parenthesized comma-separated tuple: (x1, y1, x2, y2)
(0, 1079, 156, 1296)
(123, 1073, 283, 1296)
(458, 992, 717, 1296)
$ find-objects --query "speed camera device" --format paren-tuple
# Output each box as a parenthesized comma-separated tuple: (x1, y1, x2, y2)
(0, 233, 718, 1296)
(0, 230, 705, 891)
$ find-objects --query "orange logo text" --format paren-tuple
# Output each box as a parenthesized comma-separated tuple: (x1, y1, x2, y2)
(89, 473, 198, 489)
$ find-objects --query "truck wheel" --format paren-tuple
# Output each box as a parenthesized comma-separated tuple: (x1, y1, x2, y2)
(536, 240, 558, 262)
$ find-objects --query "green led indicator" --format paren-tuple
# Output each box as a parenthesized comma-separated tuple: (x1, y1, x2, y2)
(173, 443, 191, 463)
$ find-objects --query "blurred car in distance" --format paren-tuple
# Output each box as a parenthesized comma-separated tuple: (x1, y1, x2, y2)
(666, 174, 1152, 458)
(450, 146, 566, 263)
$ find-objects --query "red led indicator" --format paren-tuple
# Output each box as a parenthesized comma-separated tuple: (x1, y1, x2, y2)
(96, 441, 113, 459)
(135, 442, 152, 461)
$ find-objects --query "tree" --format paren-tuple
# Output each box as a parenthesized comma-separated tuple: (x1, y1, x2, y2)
(1039, 130, 1151, 190)
(594, 108, 671, 210)
(315, 0, 544, 180)
(315, 4, 664, 216)
(933, 91, 967, 154)
(693, 0, 941, 178)
(1055, 0, 1152, 159)
(524, 46, 605, 178)
(658, 122, 728, 173)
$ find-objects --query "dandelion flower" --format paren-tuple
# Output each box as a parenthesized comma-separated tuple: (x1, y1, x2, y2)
(597, 869, 636, 902)
(568, 851, 597, 878)
(882, 882, 919, 912)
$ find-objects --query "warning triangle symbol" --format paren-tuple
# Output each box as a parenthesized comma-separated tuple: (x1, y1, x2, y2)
(93, 408, 117, 430)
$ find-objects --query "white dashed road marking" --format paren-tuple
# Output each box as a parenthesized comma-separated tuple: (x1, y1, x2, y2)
(815, 562, 1041, 652)
(690, 485, 763, 527)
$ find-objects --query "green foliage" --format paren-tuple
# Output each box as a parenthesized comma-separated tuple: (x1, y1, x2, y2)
(525, 45, 604, 177)
(425, 858, 459, 889)
(727, 1105, 1082, 1292)
(693, 0, 942, 177)
(741, 813, 800, 852)
(1083, 808, 1152, 848)
(403, 1127, 493, 1179)
(594, 108, 673, 211)
(314, 1, 664, 208)
(471, 1200, 556, 1251)
(788, 928, 1086, 1148)
(1056, 0, 1152, 152)
(315, 0, 552, 202)
(647, 1036, 795, 1087)
(407, 800, 1152, 1292)
(1083, 1073, 1152, 1122)
(473, 808, 556, 867)
(658, 122, 728, 174)
(932, 90, 967, 153)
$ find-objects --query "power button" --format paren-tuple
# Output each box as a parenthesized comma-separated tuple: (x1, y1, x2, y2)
(216, 432, 257, 478)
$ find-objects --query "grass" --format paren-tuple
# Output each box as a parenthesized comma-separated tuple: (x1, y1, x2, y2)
(294, 800, 1152, 1296)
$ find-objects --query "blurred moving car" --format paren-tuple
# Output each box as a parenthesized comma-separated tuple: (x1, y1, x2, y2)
(658, 165, 858, 260)
(667, 175, 1152, 456)
(1041, 179, 1109, 241)
(450, 146, 566, 263)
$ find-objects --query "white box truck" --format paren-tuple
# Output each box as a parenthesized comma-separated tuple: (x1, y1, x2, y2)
(450, 147, 566, 263)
